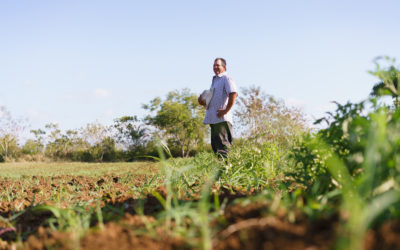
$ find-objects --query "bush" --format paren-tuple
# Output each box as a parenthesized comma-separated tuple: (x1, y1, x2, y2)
(289, 98, 400, 195)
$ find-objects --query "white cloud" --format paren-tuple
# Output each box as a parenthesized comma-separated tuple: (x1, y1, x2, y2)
(24, 80, 33, 86)
(93, 88, 110, 98)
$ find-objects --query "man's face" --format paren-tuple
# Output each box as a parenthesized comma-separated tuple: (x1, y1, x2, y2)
(213, 60, 226, 75)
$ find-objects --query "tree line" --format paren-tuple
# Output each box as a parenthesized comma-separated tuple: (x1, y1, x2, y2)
(0, 86, 308, 162)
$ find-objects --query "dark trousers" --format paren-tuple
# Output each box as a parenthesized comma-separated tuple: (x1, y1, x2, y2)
(210, 122, 233, 157)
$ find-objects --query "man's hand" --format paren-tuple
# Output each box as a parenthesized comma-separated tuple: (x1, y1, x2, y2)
(217, 108, 227, 118)
(217, 92, 237, 118)
(198, 96, 206, 106)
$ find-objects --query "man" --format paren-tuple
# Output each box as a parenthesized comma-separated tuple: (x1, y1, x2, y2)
(198, 58, 238, 157)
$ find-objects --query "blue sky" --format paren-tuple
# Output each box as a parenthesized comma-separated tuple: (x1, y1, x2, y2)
(1, 0, 400, 136)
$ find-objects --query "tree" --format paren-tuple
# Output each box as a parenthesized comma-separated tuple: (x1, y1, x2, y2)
(81, 121, 109, 146)
(38, 122, 118, 162)
(43, 123, 62, 158)
(143, 88, 206, 157)
(44, 123, 88, 160)
(21, 139, 43, 155)
(0, 134, 20, 161)
(234, 85, 307, 146)
(44, 123, 61, 143)
(113, 116, 148, 152)
(81, 121, 116, 162)
(92, 137, 118, 162)
(30, 128, 46, 153)
(0, 106, 26, 160)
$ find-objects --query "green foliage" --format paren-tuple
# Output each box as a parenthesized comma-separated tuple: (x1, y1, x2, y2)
(306, 127, 400, 250)
(44, 126, 89, 160)
(291, 98, 400, 193)
(287, 59, 400, 250)
(289, 101, 367, 190)
(369, 56, 400, 108)
(143, 88, 207, 157)
(223, 139, 285, 188)
(33, 205, 92, 234)
(33, 204, 94, 248)
(149, 136, 291, 195)
(0, 134, 21, 160)
(113, 116, 148, 155)
(288, 74, 400, 249)
(40, 123, 122, 162)
(288, 134, 331, 190)
(30, 129, 45, 151)
(83, 137, 118, 162)
(21, 139, 43, 155)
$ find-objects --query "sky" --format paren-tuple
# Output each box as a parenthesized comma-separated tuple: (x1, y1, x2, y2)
(1, 0, 400, 138)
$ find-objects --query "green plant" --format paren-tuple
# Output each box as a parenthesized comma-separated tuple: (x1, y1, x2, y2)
(369, 56, 400, 108)
(306, 109, 400, 250)
(223, 139, 286, 188)
(33, 205, 92, 237)
(143, 88, 207, 157)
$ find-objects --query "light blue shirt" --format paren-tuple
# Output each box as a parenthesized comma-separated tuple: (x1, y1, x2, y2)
(203, 72, 237, 125)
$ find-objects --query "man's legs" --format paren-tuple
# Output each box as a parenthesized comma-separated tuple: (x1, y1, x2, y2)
(210, 122, 233, 158)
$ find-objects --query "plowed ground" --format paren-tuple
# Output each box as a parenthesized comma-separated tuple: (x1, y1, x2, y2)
(0, 171, 399, 249)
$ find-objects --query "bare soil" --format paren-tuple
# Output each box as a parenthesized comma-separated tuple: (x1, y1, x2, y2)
(1, 175, 400, 250)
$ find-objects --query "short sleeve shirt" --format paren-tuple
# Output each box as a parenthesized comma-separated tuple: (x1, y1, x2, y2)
(203, 72, 237, 125)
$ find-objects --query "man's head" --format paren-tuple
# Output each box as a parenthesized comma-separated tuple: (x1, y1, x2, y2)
(213, 58, 226, 75)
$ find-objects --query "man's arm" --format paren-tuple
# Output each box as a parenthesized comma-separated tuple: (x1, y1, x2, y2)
(217, 92, 237, 118)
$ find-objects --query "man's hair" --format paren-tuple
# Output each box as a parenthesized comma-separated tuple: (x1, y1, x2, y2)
(214, 58, 226, 68)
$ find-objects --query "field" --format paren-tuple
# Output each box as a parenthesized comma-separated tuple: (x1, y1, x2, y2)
(0, 150, 399, 250)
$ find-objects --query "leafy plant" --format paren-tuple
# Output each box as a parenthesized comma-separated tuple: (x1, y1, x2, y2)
(369, 56, 400, 108)
(143, 88, 207, 157)
(308, 126, 399, 250)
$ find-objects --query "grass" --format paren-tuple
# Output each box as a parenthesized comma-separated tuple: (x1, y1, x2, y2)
(0, 148, 290, 249)
(0, 162, 159, 178)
